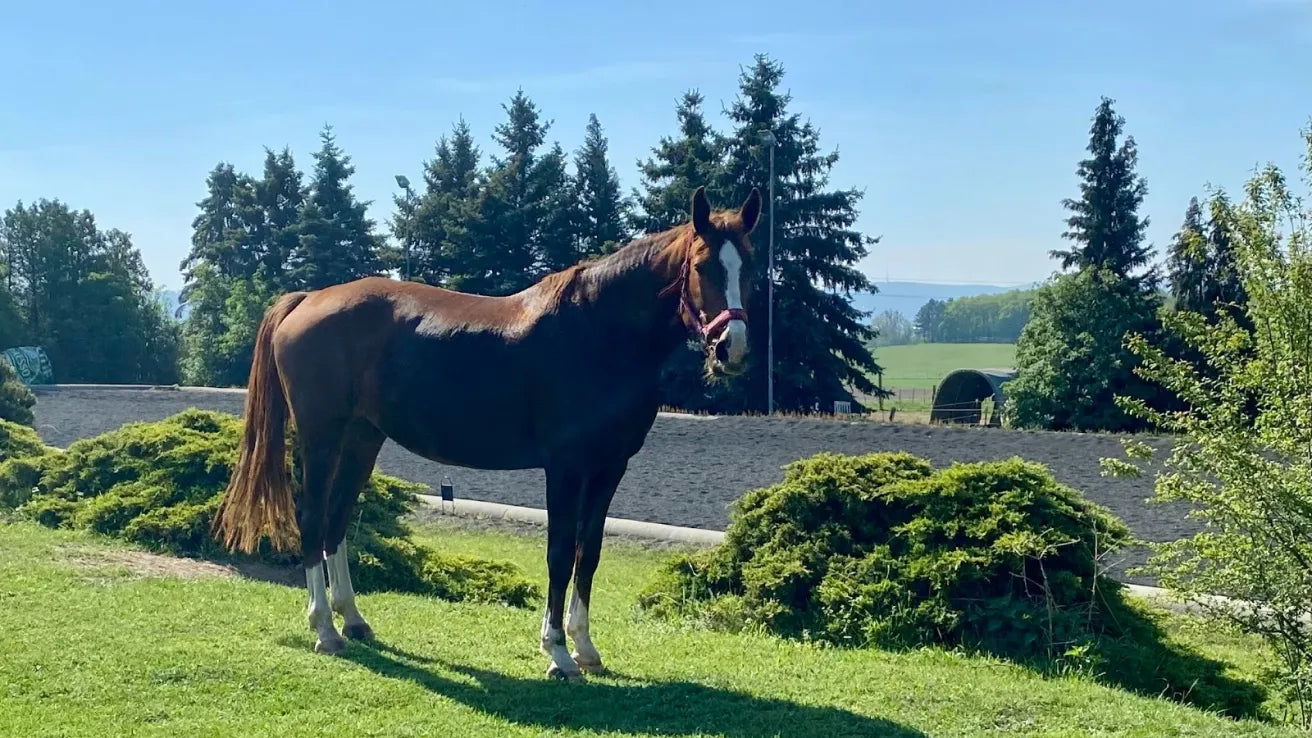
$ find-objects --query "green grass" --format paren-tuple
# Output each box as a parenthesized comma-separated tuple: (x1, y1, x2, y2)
(874, 342, 1017, 390)
(0, 517, 1303, 737)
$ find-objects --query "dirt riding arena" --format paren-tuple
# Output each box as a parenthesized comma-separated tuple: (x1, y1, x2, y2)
(31, 386, 1188, 585)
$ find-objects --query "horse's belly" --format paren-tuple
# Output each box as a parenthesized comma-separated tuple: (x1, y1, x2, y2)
(371, 345, 545, 469)
(381, 411, 543, 471)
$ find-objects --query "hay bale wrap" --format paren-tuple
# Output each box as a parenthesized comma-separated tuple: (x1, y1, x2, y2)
(0, 346, 54, 385)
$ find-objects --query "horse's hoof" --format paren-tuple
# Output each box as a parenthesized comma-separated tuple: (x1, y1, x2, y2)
(315, 636, 346, 655)
(572, 652, 606, 675)
(343, 622, 375, 641)
(547, 662, 584, 682)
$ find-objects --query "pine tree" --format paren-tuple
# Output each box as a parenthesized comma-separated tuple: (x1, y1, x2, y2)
(1166, 197, 1209, 314)
(1050, 97, 1156, 286)
(710, 54, 883, 413)
(291, 125, 384, 290)
(572, 113, 631, 257)
(633, 90, 725, 233)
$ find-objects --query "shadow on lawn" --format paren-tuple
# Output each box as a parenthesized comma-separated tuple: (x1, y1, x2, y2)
(1067, 589, 1270, 721)
(336, 641, 926, 738)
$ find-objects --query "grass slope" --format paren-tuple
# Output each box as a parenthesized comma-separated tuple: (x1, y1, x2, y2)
(0, 518, 1299, 737)
(876, 343, 1018, 389)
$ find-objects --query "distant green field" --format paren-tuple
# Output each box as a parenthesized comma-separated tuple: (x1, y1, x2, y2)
(873, 342, 1017, 390)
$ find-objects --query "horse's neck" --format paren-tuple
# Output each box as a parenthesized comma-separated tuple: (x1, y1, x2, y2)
(575, 231, 690, 355)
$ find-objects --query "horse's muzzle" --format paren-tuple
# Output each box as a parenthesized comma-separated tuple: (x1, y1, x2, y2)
(709, 314, 748, 375)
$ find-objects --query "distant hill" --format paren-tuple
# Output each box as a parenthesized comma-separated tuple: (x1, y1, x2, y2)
(846, 281, 1033, 321)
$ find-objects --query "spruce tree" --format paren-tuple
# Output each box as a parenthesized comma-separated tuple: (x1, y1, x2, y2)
(1010, 96, 1165, 432)
(572, 113, 631, 257)
(392, 118, 487, 288)
(1049, 97, 1156, 286)
(632, 90, 726, 233)
(254, 147, 305, 290)
(532, 141, 579, 274)
(291, 125, 384, 290)
(475, 91, 574, 294)
(1205, 192, 1249, 326)
(181, 163, 258, 295)
(712, 54, 883, 413)
(1166, 197, 1209, 314)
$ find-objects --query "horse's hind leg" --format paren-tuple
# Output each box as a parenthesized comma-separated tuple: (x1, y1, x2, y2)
(323, 420, 386, 642)
(296, 419, 349, 655)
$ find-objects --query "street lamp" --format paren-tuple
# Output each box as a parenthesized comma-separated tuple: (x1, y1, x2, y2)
(760, 130, 776, 416)
(394, 174, 415, 281)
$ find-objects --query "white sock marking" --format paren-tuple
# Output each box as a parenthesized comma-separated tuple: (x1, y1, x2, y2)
(541, 607, 581, 678)
(719, 243, 748, 364)
(327, 545, 366, 630)
(567, 586, 600, 667)
(306, 560, 342, 648)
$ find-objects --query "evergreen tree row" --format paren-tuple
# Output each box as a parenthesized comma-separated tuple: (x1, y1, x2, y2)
(389, 97, 629, 295)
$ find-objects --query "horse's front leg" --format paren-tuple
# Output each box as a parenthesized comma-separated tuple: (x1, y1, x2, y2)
(567, 462, 626, 674)
(541, 466, 584, 680)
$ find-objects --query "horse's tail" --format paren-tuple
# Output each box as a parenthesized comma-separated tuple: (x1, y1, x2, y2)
(212, 291, 310, 555)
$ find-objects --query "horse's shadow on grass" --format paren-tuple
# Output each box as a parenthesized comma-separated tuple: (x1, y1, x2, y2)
(331, 640, 927, 738)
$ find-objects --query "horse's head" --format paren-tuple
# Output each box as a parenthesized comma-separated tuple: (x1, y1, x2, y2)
(679, 185, 763, 377)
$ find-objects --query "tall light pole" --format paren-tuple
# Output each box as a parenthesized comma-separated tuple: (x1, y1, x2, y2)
(394, 174, 415, 281)
(760, 130, 776, 416)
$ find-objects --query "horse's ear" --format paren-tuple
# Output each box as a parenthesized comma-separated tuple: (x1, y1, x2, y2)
(740, 188, 762, 234)
(691, 186, 713, 237)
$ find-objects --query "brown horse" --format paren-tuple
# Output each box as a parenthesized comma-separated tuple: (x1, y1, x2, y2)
(213, 185, 762, 680)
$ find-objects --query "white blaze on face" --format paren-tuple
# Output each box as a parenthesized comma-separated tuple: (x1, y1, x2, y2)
(719, 242, 748, 365)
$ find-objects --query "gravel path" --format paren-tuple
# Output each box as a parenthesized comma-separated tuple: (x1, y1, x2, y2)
(31, 387, 1189, 584)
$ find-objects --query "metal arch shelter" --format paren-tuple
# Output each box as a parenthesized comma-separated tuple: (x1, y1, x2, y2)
(929, 368, 1017, 427)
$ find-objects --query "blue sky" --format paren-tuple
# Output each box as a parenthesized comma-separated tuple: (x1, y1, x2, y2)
(3, 0, 1311, 293)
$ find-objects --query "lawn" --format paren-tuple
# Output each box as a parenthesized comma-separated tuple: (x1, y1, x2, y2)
(0, 516, 1301, 737)
(874, 342, 1018, 390)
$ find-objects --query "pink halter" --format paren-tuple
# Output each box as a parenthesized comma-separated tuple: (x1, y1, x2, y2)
(659, 252, 747, 344)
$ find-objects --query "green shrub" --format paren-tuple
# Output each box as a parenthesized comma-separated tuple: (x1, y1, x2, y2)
(0, 409, 540, 607)
(0, 419, 49, 464)
(638, 450, 1271, 717)
(0, 359, 35, 427)
(640, 451, 1137, 657)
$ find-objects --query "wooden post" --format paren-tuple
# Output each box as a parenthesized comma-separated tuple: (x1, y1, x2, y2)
(877, 371, 884, 412)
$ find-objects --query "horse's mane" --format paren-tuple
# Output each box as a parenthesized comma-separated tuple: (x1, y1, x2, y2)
(534, 207, 746, 306)
(536, 222, 693, 304)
